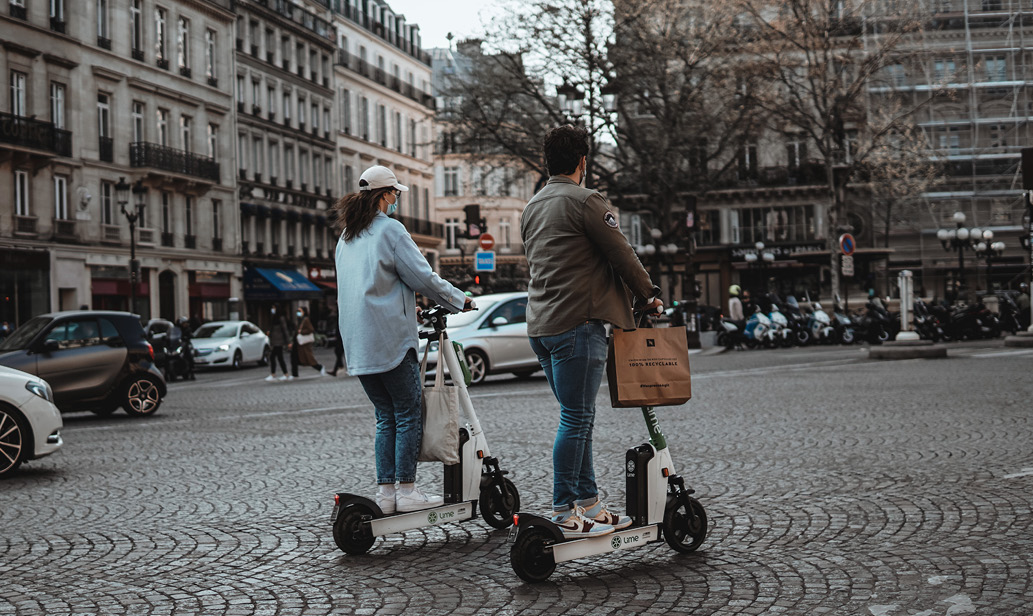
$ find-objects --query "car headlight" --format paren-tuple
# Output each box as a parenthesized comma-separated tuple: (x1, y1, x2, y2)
(217, 344, 230, 352)
(25, 380, 52, 402)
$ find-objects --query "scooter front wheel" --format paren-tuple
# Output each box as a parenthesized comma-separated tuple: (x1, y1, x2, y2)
(480, 478, 520, 529)
(333, 504, 376, 555)
(663, 497, 708, 554)
(511, 526, 556, 583)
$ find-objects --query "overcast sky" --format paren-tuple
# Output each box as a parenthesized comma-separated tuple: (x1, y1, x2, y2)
(384, 0, 504, 50)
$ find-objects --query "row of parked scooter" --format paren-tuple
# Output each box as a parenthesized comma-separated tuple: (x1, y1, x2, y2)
(716, 291, 1028, 350)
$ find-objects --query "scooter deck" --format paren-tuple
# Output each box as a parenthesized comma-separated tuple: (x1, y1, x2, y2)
(549, 524, 662, 563)
(368, 500, 476, 536)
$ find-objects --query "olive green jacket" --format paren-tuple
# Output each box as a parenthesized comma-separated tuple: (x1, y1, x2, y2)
(521, 176, 654, 337)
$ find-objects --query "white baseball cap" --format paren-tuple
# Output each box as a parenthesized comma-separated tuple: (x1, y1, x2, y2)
(358, 165, 408, 192)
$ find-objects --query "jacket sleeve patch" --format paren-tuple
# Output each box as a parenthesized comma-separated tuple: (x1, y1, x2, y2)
(603, 211, 619, 229)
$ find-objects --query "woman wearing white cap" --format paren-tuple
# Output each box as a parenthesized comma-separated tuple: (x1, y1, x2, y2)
(333, 165, 472, 514)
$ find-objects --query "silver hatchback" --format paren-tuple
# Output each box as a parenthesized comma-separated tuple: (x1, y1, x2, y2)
(418, 292, 539, 385)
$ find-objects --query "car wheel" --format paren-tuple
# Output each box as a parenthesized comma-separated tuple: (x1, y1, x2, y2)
(232, 350, 243, 370)
(0, 405, 28, 478)
(259, 345, 270, 367)
(122, 376, 163, 417)
(464, 349, 488, 385)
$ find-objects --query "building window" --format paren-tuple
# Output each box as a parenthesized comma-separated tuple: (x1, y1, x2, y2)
(205, 29, 217, 80)
(185, 197, 193, 235)
(298, 95, 306, 126)
(314, 155, 323, 190)
(236, 75, 245, 105)
(155, 7, 168, 62)
(281, 36, 290, 67)
(14, 170, 30, 217)
(177, 17, 190, 70)
(267, 86, 276, 117)
(50, 82, 65, 129)
(411, 183, 420, 218)
(409, 119, 417, 157)
(132, 102, 145, 142)
(251, 80, 260, 109)
(97, 0, 109, 40)
(206, 123, 218, 158)
(101, 181, 114, 225)
(988, 124, 1008, 148)
(269, 141, 279, 180)
(238, 133, 247, 173)
(50, 0, 64, 20)
(97, 93, 111, 138)
(157, 108, 169, 146)
(423, 187, 429, 220)
(10, 71, 26, 117)
(284, 145, 294, 182)
(311, 103, 319, 130)
(737, 144, 758, 181)
(299, 150, 308, 186)
(934, 58, 955, 82)
(212, 199, 221, 239)
(786, 138, 806, 170)
(283, 90, 291, 122)
(939, 127, 961, 154)
(359, 96, 369, 140)
(444, 167, 459, 196)
(377, 104, 387, 146)
(323, 107, 330, 136)
(131, 0, 143, 53)
(985, 56, 1007, 81)
(344, 165, 353, 192)
(54, 175, 68, 220)
(445, 218, 459, 250)
(161, 192, 171, 233)
(252, 136, 262, 178)
(394, 111, 402, 152)
(180, 115, 191, 152)
(500, 219, 511, 248)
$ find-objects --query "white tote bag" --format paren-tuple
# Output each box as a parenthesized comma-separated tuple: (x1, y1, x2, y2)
(418, 335, 461, 465)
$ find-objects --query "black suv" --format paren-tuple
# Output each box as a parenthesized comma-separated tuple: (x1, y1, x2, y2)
(0, 311, 167, 417)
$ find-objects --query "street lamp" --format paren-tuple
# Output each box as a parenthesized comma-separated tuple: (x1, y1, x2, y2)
(936, 211, 989, 302)
(972, 231, 1006, 291)
(118, 177, 143, 314)
(744, 241, 775, 292)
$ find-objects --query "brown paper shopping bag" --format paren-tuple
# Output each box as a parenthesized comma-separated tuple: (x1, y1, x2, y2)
(606, 327, 692, 408)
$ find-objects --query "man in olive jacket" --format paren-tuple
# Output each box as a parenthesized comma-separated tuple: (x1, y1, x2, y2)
(521, 124, 661, 539)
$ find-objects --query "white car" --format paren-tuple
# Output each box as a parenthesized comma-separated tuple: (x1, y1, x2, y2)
(418, 292, 540, 385)
(192, 321, 270, 369)
(0, 365, 63, 478)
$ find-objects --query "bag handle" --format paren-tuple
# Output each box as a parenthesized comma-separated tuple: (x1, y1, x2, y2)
(434, 332, 447, 387)
(420, 336, 431, 381)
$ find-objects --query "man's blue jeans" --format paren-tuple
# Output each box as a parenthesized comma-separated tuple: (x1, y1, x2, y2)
(530, 321, 608, 513)
(357, 348, 422, 484)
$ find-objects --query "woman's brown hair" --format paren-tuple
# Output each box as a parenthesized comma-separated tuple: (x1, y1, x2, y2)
(332, 185, 393, 241)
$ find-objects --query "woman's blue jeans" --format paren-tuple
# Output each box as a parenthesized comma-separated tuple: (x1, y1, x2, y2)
(357, 348, 422, 484)
(529, 321, 608, 512)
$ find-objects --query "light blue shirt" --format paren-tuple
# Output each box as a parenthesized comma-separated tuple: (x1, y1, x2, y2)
(336, 212, 466, 375)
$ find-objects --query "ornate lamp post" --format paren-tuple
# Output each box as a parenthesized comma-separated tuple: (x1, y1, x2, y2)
(117, 177, 143, 314)
(743, 241, 775, 293)
(972, 232, 1006, 292)
(936, 211, 990, 302)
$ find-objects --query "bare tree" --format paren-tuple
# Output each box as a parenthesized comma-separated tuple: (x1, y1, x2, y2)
(732, 0, 934, 298)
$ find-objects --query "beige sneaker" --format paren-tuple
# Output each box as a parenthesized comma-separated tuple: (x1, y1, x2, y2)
(580, 502, 632, 530)
(553, 510, 614, 539)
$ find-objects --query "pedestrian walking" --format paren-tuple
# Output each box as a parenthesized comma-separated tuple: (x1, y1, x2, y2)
(520, 124, 661, 538)
(265, 304, 290, 382)
(290, 306, 326, 378)
(328, 322, 345, 377)
(334, 164, 472, 514)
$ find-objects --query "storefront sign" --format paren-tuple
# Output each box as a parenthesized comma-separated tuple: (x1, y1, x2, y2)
(308, 266, 336, 281)
(729, 242, 824, 261)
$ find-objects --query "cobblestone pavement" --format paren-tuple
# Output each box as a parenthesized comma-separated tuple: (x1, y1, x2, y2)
(2, 342, 1031, 615)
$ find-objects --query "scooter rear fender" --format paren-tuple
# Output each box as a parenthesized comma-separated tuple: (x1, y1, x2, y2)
(513, 512, 565, 543)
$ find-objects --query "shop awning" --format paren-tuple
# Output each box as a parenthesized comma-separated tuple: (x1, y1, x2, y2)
(313, 280, 337, 290)
(244, 267, 323, 300)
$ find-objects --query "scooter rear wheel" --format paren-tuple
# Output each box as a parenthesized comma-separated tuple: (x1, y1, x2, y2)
(663, 497, 708, 554)
(480, 478, 520, 529)
(333, 504, 376, 555)
(511, 526, 556, 583)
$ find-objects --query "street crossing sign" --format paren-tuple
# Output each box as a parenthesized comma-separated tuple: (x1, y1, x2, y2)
(475, 251, 496, 272)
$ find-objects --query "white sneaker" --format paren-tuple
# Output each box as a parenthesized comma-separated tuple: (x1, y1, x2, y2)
(395, 486, 444, 513)
(376, 491, 397, 515)
(286, 375, 295, 381)
(277, 375, 287, 381)
(320, 367, 327, 376)
(264, 375, 276, 382)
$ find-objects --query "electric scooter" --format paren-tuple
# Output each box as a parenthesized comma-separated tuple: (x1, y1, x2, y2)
(508, 308, 708, 582)
(331, 305, 521, 555)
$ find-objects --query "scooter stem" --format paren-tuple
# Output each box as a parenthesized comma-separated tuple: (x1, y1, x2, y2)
(641, 406, 668, 450)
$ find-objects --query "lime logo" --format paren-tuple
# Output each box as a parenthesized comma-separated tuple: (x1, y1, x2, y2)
(626, 460, 635, 473)
(611, 536, 621, 550)
(428, 511, 438, 524)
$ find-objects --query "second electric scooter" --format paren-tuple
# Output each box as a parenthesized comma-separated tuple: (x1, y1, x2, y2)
(331, 305, 520, 555)
(508, 307, 707, 582)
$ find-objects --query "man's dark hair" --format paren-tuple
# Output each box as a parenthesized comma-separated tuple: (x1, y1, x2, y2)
(543, 124, 589, 176)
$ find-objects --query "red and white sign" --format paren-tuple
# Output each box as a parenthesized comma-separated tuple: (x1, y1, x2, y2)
(478, 233, 495, 251)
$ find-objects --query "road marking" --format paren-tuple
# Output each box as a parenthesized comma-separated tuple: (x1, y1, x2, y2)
(1002, 467, 1033, 479)
(968, 349, 1033, 358)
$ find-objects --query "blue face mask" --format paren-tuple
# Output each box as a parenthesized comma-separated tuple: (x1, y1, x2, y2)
(387, 200, 398, 216)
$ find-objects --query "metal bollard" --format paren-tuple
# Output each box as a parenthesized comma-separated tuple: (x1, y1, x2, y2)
(896, 270, 919, 341)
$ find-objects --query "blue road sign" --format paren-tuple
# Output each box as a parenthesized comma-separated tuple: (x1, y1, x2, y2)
(839, 233, 856, 256)
(475, 251, 496, 272)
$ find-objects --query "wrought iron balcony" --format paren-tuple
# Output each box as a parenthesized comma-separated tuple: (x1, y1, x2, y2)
(13, 215, 37, 236)
(98, 36, 112, 50)
(397, 215, 444, 239)
(212, 237, 223, 252)
(138, 228, 156, 245)
(0, 112, 72, 157)
(50, 17, 65, 33)
(130, 141, 220, 182)
(132, 48, 145, 61)
(162, 232, 175, 247)
(185, 234, 196, 249)
(53, 219, 78, 241)
(10, 4, 27, 19)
